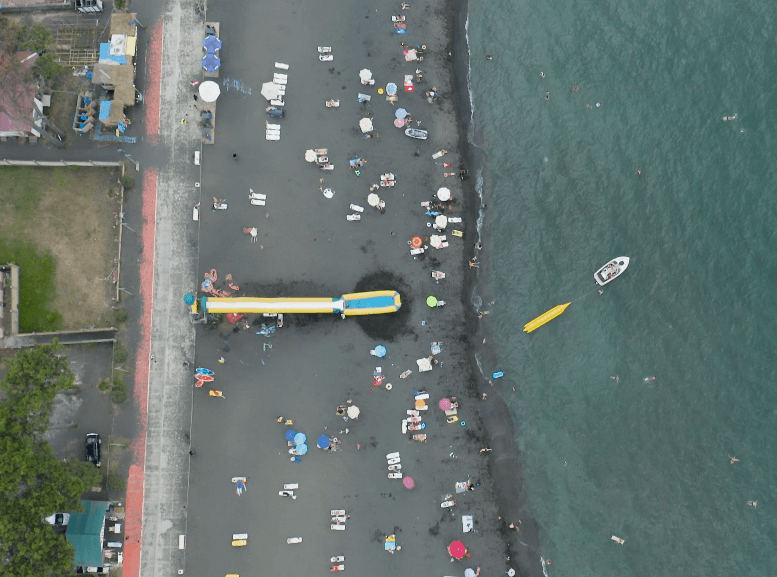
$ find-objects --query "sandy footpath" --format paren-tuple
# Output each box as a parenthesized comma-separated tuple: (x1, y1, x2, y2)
(179, 0, 543, 576)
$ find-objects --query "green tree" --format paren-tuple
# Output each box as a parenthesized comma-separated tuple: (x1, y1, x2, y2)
(0, 342, 99, 576)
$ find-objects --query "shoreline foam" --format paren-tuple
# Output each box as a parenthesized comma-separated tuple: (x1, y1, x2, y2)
(449, 0, 545, 574)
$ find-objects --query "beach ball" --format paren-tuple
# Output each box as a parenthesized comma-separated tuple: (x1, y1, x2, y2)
(426, 296, 438, 307)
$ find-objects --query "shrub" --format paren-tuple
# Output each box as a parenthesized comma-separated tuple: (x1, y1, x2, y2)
(98, 379, 111, 392)
(113, 344, 128, 364)
(110, 382, 127, 404)
(115, 0, 127, 9)
(113, 309, 128, 323)
(120, 175, 134, 189)
(106, 472, 126, 491)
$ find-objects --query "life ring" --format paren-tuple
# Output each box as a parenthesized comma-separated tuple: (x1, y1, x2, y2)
(460, 421, 466, 426)
(385, 383, 393, 391)
(422, 45, 427, 50)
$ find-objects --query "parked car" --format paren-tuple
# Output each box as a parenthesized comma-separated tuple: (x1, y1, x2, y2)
(85, 433, 101, 467)
(44, 513, 71, 526)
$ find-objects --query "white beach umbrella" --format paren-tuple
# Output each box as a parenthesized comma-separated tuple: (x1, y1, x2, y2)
(435, 215, 448, 229)
(305, 149, 317, 162)
(347, 405, 360, 419)
(429, 235, 445, 248)
(359, 69, 373, 82)
(367, 193, 381, 207)
(416, 357, 433, 372)
(199, 81, 221, 102)
(359, 118, 374, 133)
(436, 187, 451, 201)
(261, 82, 283, 102)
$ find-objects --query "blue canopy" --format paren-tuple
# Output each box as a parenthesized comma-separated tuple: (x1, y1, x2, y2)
(284, 429, 297, 442)
(98, 100, 111, 120)
(202, 53, 221, 72)
(317, 434, 330, 449)
(294, 432, 307, 445)
(203, 35, 222, 53)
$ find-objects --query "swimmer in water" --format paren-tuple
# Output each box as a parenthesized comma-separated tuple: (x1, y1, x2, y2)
(729, 455, 740, 464)
(540, 71, 545, 78)
(545, 91, 549, 100)
(747, 500, 757, 508)
(610, 375, 620, 383)
(644, 376, 656, 382)
(572, 86, 579, 91)
(486, 55, 492, 60)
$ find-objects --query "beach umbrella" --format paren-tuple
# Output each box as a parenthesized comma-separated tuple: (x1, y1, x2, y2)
(198, 81, 221, 102)
(305, 149, 318, 162)
(395, 107, 408, 119)
(436, 187, 451, 201)
(439, 398, 452, 411)
(373, 344, 387, 357)
(435, 215, 448, 229)
(347, 405, 360, 419)
(465, 569, 476, 577)
(203, 35, 222, 53)
(359, 68, 373, 82)
(429, 235, 445, 248)
(415, 398, 427, 409)
(261, 81, 283, 101)
(386, 82, 397, 96)
(294, 432, 307, 445)
(393, 118, 405, 128)
(201, 53, 221, 72)
(296, 443, 308, 455)
(403, 476, 415, 489)
(411, 236, 423, 248)
(367, 193, 381, 207)
(285, 429, 297, 442)
(448, 541, 466, 560)
(404, 49, 418, 61)
(426, 296, 438, 307)
(317, 434, 330, 449)
(359, 117, 374, 133)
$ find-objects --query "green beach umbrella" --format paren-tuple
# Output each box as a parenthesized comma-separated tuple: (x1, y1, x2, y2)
(426, 296, 438, 308)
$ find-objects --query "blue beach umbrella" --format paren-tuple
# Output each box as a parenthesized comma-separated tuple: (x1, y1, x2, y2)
(374, 344, 387, 358)
(395, 108, 408, 119)
(202, 53, 221, 72)
(285, 429, 297, 442)
(203, 35, 222, 53)
(296, 443, 308, 455)
(386, 83, 397, 96)
(317, 434, 330, 449)
(294, 432, 307, 445)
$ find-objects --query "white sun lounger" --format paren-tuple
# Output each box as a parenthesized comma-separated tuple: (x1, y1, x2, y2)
(386, 452, 400, 460)
(283, 483, 298, 490)
(275, 62, 289, 70)
(347, 214, 361, 221)
(331, 509, 346, 516)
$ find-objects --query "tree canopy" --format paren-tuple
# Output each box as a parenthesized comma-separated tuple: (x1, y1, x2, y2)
(0, 342, 100, 577)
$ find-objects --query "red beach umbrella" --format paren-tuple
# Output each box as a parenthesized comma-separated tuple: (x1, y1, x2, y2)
(403, 476, 415, 489)
(448, 540, 466, 560)
(411, 236, 423, 248)
(439, 398, 452, 411)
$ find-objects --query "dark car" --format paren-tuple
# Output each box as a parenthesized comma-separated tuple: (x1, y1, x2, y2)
(85, 433, 101, 467)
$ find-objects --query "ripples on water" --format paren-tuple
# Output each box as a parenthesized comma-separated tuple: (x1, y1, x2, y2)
(467, 0, 777, 574)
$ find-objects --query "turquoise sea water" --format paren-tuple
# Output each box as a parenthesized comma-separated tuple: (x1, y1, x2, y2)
(467, 0, 777, 574)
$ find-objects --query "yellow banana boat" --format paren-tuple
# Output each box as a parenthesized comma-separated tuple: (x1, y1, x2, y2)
(523, 303, 571, 333)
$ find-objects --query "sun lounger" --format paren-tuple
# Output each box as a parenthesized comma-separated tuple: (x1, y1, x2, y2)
(331, 524, 346, 531)
(388, 472, 403, 479)
(462, 515, 473, 532)
(451, 229, 464, 237)
(386, 452, 400, 460)
(448, 217, 462, 223)
(350, 204, 364, 212)
(275, 62, 289, 70)
(283, 483, 298, 490)
(331, 509, 346, 516)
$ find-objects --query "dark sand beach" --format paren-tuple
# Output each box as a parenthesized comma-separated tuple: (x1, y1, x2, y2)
(182, 0, 543, 576)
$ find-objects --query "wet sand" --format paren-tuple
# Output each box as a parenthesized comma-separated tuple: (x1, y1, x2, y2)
(184, 0, 543, 576)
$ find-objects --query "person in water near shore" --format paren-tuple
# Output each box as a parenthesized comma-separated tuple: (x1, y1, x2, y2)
(611, 375, 619, 383)
(469, 259, 479, 268)
(729, 455, 740, 464)
(480, 448, 492, 453)
(486, 55, 492, 60)
(572, 85, 579, 91)
(747, 500, 757, 508)
(545, 91, 550, 100)
(540, 72, 545, 78)
(644, 376, 656, 382)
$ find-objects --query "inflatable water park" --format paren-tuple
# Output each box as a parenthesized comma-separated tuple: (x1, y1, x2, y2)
(188, 290, 402, 317)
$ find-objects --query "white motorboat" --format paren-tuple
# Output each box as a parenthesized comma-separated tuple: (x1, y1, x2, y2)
(594, 257, 630, 286)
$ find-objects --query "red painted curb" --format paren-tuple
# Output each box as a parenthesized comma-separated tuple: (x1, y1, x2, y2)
(123, 166, 158, 577)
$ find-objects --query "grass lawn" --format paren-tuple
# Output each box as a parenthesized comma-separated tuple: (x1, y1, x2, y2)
(0, 166, 123, 332)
